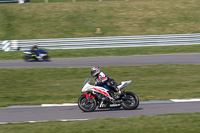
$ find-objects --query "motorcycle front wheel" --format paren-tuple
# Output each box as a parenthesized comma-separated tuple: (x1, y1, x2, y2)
(121, 91, 139, 110)
(78, 95, 97, 112)
(42, 55, 50, 61)
(23, 55, 32, 62)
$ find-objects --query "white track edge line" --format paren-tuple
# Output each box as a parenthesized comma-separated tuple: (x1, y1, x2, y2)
(170, 98, 200, 102)
(0, 119, 89, 125)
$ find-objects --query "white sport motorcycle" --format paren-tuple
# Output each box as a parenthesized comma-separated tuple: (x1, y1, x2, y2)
(78, 78, 139, 112)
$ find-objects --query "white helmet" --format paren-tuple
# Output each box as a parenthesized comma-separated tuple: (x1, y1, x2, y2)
(91, 66, 101, 77)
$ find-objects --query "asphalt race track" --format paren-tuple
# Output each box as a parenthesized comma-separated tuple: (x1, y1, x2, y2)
(0, 53, 200, 124)
(0, 101, 200, 123)
(0, 53, 200, 68)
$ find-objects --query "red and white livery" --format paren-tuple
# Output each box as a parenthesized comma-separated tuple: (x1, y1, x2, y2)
(78, 78, 139, 112)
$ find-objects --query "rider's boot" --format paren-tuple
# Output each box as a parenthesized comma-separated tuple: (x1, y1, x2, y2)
(108, 88, 122, 100)
(113, 88, 122, 100)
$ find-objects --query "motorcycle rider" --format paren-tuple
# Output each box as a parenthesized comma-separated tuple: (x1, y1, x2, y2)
(91, 66, 121, 100)
(31, 43, 40, 58)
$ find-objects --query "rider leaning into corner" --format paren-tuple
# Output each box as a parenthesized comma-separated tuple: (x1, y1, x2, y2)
(91, 66, 122, 100)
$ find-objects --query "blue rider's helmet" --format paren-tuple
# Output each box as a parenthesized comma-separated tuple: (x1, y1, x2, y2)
(91, 66, 101, 77)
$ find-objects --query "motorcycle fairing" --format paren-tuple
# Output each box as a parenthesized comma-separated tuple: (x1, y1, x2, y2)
(81, 78, 113, 99)
(84, 93, 95, 99)
(23, 51, 32, 54)
(93, 86, 112, 99)
(93, 88, 111, 98)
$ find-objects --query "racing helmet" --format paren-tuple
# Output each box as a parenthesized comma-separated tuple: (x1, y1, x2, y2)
(91, 66, 101, 77)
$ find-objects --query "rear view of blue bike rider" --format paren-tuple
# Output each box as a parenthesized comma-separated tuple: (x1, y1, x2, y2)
(91, 66, 121, 99)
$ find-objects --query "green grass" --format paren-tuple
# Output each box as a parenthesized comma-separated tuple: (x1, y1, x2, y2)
(0, 0, 200, 40)
(0, 113, 200, 133)
(30, 0, 133, 3)
(0, 44, 200, 60)
(0, 64, 199, 107)
(1, 0, 199, 131)
(30, 0, 104, 2)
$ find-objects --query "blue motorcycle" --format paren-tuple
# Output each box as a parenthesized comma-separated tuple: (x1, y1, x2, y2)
(23, 49, 50, 62)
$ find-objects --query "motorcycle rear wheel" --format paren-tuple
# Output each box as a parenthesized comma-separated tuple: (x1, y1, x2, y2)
(78, 95, 97, 112)
(121, 91, 139, 110)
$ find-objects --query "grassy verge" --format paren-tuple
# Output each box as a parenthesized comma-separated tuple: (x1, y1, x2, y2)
(0, 113, 200, 133)
(0, 44, 200, 60)
(0, 64, 199, 107)
(30, 0, 135, 3)
(0, 0, 200, 40)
